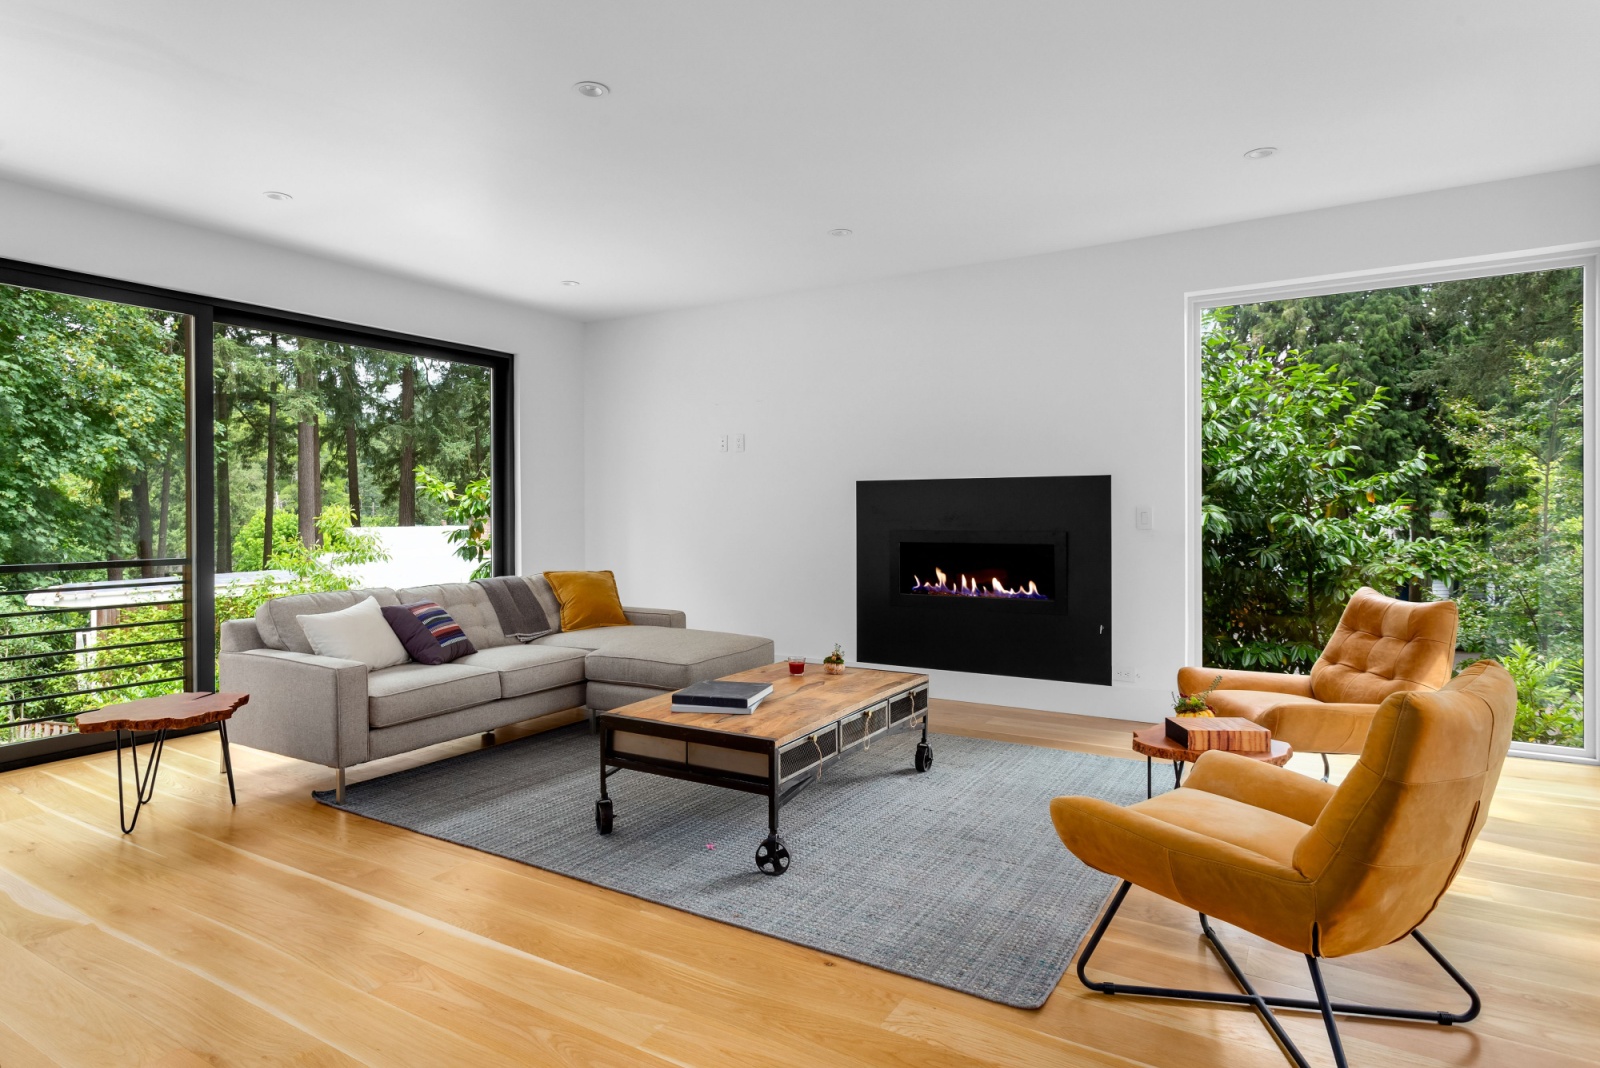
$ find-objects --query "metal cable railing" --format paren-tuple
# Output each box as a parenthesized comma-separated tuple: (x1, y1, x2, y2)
(0, 559, 189, 738)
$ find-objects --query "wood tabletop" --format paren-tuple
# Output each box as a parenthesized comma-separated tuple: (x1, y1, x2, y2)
(601, 663, 927, 747)
(76, 691, 250, 732)
(1130, 722, 1291, 766)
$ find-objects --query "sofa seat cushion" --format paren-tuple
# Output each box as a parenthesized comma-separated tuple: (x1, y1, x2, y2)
(367, 662, 501, 728)
(540, 627, 774, 690)
(456, 644, 589, 699)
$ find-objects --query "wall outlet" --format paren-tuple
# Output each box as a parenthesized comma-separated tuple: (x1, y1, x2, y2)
(1134, 505, 1154, 531)
(734, 433, 745, 452)
(718, 434, 729, 453)
(1113, 666, 1143, 684)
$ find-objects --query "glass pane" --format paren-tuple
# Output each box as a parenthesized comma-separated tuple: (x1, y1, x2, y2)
(0, 283, 189, 745)
(1201, 268, 1586, 749)
(212, 326, 493, 644)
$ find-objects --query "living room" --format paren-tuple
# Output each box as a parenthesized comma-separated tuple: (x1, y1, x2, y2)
(0, 3, 1597, 1066)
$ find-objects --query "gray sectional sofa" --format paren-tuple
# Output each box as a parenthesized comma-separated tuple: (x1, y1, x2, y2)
(219, 575, 773, 798)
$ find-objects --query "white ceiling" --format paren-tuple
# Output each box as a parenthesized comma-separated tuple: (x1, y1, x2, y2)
(2, 1, 1597, 321)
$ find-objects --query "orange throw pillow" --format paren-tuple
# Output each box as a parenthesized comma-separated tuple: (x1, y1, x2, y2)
(543, 570, 630, 631)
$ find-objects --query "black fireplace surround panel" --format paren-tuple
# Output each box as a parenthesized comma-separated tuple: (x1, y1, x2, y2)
(857, 476, 1111, 685)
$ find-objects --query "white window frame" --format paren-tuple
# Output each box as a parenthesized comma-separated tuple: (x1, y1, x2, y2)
(1184, 244, 1599, 765)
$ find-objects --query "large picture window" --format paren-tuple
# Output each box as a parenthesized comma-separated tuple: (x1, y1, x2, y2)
(1195, 261, 1592, 759)
(0, 260, 512, 768)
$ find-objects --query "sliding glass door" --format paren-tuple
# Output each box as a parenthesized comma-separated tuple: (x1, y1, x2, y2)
(0, 280, 193, 754)
(0, 259, 513, 768)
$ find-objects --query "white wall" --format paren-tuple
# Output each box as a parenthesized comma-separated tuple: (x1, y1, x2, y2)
(583, 165, 1600, 720)
(0, 176, 586, 570)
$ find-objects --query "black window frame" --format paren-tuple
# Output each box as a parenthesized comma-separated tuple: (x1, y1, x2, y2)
(0, 256, 515, 772)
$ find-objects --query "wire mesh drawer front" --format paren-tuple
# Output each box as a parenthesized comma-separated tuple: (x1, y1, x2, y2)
(912, 685, 929, 713)
(779, 726, 839, 780)
(889, 691, 915, 724)
(839, 711, 867, 750)
(866, 701, 888, 735)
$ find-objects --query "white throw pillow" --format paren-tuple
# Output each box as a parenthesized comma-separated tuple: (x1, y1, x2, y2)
(298, 596, 410, 670)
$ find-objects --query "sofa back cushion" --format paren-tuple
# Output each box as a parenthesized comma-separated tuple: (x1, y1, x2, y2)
(255, 587, 400, 653)
(524, 575, 564, 634)
(394, 582, 510, 649)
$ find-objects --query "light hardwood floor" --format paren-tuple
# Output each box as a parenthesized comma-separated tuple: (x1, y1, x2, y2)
(0, 699, 1594, 1067)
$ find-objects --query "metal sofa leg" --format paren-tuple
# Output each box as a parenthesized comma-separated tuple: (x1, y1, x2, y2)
(335, 767, 346, 803)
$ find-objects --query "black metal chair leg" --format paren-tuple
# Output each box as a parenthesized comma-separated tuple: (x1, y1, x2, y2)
(1306, 952, 1350, 1068)
(1321, 753, 1331, 782)
(1075, 880, 1480, 1067)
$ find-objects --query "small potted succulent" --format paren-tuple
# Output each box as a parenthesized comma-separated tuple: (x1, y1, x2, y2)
(823, 643, 846, 675)
(1171, 674, 1222, 717)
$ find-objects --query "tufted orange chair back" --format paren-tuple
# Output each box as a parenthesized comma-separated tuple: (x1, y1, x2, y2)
(1293, 660, 1514, 956)
(1309, 587, 1459, 706)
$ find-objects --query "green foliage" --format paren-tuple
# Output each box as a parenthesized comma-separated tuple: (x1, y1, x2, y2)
(1501, 642, 1584, 747)
(415, 466, 492, 579)
(1206, 269, 1586, 747)
(1200, 309, 1433, 671)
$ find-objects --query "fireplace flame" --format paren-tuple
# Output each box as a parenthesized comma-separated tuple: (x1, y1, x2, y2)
(909, 568, 1050, 600)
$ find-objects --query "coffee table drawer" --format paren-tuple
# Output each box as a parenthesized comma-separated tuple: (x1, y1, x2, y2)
(779, 725, 840, 782)
(839, 701, 889, 751)
(615, 730, 769, 779)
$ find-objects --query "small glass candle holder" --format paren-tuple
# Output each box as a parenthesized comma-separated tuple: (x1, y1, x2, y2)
(786, 656, 806, 675)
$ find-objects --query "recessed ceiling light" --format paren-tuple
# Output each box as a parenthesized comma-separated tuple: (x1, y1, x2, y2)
(573, 81, 610, 98)
(561, 280, 581, 286)
(828, 228, 853, 237)
(263, 190, 293, 201)
(1243, 147, 1277, 160)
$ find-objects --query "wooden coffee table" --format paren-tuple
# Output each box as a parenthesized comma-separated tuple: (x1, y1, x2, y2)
(76, 691, 249, 833)
(596, 663, 930, 875)
(1131, 723, 1291, 798)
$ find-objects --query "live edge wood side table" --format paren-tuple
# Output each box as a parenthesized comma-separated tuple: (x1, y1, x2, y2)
(1131, 723, 1291, 799)
(75, 691, 249, 833)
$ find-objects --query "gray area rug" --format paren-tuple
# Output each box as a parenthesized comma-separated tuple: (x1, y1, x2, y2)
(315, 724, 1153, 1008)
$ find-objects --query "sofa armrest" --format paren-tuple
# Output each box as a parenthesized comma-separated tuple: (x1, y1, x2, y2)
(220, 618, 266, 652)
(219, 648, 370, 770)
(1178, 665, 1314, 699)
(622, 606, 686, 629)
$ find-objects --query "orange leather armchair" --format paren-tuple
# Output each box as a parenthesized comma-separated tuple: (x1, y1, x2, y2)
(1052, 659, 1515, 1068)
(1180, 586, 1459, 769)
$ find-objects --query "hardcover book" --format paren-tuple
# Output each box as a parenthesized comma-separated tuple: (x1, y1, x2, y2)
(670, 680, 774, 710)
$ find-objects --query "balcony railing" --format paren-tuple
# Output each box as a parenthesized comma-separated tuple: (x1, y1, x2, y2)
(0, 559, 189, 745)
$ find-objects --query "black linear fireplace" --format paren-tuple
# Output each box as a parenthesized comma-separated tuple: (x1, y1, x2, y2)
(857, 476, 1111, 684)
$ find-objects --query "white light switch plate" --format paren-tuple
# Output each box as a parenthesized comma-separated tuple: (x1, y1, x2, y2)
(1135, 506, 1154, 530)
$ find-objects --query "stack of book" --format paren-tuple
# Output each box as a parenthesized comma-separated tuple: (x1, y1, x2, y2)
(671, 680, 774, 715)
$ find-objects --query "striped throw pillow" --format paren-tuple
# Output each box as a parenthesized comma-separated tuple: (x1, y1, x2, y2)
(381, 601, 477, 665)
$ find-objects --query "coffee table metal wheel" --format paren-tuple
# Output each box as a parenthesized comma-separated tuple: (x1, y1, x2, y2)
(915, 741, 933, 773)
(756, 834, 790, 876)
(595, 799, 614, 834)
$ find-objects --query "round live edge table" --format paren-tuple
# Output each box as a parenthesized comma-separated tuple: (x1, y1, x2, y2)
(75, 691, 249, 833)
(1131, 723, 1291, 798)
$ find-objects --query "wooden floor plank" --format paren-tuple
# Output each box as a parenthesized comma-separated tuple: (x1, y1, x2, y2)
(0, 698, 1591, 1067)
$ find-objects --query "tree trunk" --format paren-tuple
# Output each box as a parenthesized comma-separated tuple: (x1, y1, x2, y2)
(297, 363, 320, 550)
(134, 467, 155, 577)
(155, 449, 173, 562)
(397, 361, 416, 526)
(345, 421, 361, 525)
(263, 391, 278, 569)
(216, 387, 233, 574)
(107, 475, 125, 581)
